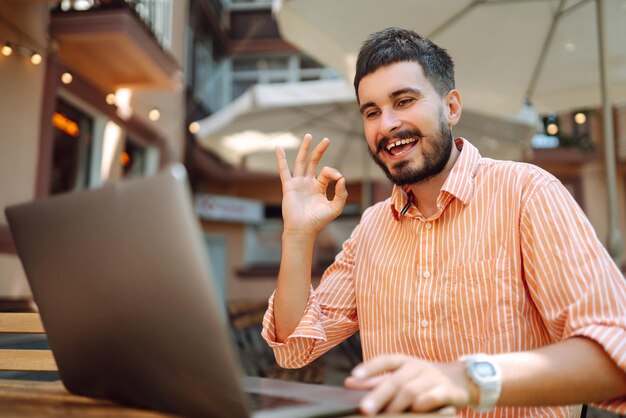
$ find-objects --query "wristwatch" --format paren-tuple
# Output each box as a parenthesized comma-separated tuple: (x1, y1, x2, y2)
(461, 354, 502, 412)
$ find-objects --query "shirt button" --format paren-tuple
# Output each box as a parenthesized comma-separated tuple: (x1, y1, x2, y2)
(421, 320, 429, 327)
(424, 222, 432, 230)
(423, 271, 431, 279)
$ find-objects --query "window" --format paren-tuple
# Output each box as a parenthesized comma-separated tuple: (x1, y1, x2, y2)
(50, 98, 93, 195)
(121, 138, 148, 178)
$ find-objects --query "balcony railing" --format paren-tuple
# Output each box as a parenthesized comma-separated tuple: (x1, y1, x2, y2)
(51, 0, 181, 92)
(57, 0, 172, 50)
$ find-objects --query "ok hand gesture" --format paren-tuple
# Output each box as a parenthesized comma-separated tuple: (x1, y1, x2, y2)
(275, 134, 348, 236)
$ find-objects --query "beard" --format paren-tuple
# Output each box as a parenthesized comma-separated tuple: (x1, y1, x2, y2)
(368, 112, 454, 186)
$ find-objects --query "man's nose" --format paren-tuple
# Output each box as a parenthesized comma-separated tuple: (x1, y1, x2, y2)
(380, 110, 401, 137)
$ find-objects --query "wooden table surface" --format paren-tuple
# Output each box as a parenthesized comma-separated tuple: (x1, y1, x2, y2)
(0, 380, 172, 418)
(0, 379, 455, 417)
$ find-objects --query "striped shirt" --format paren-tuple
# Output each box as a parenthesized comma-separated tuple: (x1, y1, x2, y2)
(262, 138, 626, 417)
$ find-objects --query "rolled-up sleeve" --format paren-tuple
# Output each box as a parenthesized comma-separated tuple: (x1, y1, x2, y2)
(261, 222, 362, 369)
(520, 179, 626, 413)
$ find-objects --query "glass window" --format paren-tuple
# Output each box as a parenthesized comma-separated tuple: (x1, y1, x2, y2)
(121, 138, 147, 178)
(50, 98, 93, 195)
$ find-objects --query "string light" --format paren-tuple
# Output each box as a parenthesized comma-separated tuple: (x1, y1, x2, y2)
(1, 43, 13, 57)
(61, 72, 73, 84)
(0, 39, 46, 66)
(105, 93, 116, 105)
(546, 123, 559, 135)
(30, 53, 42, 65)
(189, 122, 200, 134)
(120, 151, 131, 167)
(574, 112, 587, 125)
(148, 108, 160, 121)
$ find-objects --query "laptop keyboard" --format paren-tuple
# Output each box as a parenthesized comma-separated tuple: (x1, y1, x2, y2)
(247, 392, 310, 411)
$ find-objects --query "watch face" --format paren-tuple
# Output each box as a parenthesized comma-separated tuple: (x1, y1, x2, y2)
(474, 361, 497, 378)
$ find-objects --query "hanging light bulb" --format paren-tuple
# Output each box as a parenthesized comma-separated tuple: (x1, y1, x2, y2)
(546, 123, 559, 135)
(1, 43, 13, 57)
(61, 72, 73, 84)
(574, 112, 587, 125)
(189, 122, 200, 134)
(105, 93, 116, 105)
(30, 52, 42, 65)
(148, 108, 160, 121)
(120, 151, 131, 167)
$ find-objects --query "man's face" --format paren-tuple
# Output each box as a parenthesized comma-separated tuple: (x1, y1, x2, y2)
(357, 61, 454, 186)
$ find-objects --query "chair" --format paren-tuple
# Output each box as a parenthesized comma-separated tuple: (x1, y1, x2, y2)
(0, 312, 57, 372)
(227, 300, 325, 384)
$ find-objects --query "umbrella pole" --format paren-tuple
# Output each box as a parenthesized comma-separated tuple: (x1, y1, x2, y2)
(596, 0, 624, 266)
(362, 147, 372, 210)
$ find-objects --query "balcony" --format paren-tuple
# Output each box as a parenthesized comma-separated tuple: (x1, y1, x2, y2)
(50, 4, 181, 93)
(227, 8, 296, 54)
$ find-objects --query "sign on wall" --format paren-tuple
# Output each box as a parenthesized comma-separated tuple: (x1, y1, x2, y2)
(195, 193, 264, 223)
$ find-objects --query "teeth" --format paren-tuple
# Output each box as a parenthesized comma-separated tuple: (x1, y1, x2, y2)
(386, 137, 417, 151)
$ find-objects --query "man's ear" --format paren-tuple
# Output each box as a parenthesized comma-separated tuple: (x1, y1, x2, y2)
(445, 89, 462, 127)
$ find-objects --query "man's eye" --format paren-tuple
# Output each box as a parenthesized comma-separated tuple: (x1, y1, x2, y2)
(397, 98, 414, 107)
(365, 110, 380, 119)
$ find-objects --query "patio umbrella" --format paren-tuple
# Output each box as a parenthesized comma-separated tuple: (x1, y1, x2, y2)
(194, 79, 535, 206)
(271, 0, 626, 262)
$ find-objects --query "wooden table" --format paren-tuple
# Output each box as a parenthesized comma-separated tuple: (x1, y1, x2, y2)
(0, 379, 455, 417)
(0, 380, 172, 417)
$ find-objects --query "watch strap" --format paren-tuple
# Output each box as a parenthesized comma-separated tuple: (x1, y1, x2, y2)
(461, 354, 502, 412)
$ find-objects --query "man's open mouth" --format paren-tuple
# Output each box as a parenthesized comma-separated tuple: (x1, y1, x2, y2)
(385, 137, 419, 156)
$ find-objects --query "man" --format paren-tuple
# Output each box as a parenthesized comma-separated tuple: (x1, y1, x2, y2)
(261, 27, 626, 417)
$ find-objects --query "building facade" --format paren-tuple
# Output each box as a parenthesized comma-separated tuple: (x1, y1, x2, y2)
(1, 0, 625, 308)
(0, 0, 187, 305)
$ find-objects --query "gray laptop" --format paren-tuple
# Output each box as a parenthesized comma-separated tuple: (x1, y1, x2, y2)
(5, 164, 363, 418)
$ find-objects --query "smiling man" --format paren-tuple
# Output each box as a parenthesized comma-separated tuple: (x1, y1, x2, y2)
(261, 27, 626, 417)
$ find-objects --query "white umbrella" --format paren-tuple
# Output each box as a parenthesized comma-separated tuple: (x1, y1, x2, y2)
(272, 0, 626, 261)
(194, 79, 534, 183)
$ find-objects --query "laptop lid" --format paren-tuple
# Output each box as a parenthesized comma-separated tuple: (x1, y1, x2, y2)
(5, 164, 363, 418)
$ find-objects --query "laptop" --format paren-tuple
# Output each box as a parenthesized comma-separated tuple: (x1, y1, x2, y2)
(5, 164, 364, 418)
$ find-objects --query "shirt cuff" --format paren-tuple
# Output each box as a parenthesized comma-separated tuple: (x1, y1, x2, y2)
(261, 287, 327, 348)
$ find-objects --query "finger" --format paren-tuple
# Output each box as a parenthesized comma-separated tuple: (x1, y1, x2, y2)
(344, 375, 386, 390)
(358, 376, 401, 416)
(275, 146, 292, 184)
(293, 134, 313, 177)
(305, 137, 330, 177)
(381, 362, 428, 413)
(316, 166, 342, 191)
(351, 354, 405, 380)
(330, 177, 348, 212)
(384, 380, 420, 413)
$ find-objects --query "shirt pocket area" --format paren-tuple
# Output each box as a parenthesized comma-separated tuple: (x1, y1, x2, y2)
(446, 259, 512, 343)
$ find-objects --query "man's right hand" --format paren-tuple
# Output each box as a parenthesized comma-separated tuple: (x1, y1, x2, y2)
(275, 134, 348, 236)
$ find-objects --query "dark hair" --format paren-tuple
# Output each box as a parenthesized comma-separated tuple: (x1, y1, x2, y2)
(354, 27, 455, 99)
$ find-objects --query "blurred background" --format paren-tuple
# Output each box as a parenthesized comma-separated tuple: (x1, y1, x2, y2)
(0, 0, 625, 397)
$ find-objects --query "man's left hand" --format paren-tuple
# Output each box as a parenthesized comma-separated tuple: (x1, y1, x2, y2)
(344, 354, 476, 415)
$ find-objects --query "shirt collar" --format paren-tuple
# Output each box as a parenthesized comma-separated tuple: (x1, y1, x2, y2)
(389, 138, 482, 220)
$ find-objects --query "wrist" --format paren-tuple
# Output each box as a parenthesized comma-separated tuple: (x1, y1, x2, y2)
(282, 229, 317, 244)
(460, 354, 502, 412)
(464, 367, 481, 406)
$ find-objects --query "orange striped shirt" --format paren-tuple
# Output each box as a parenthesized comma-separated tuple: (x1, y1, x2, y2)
(262, 138, 626, 417)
